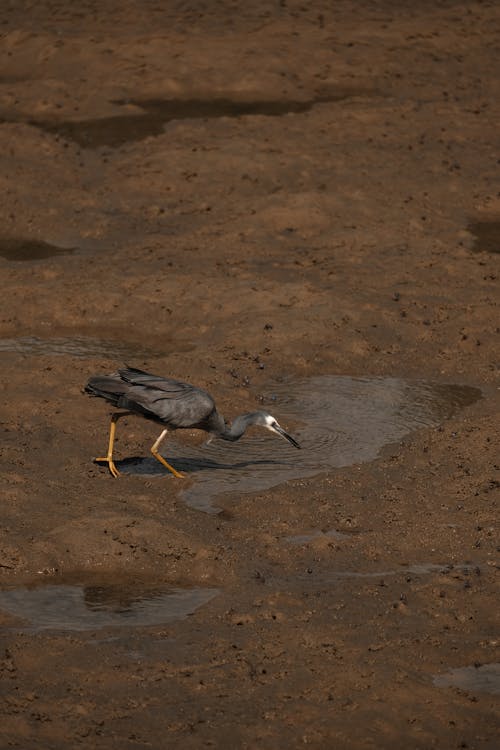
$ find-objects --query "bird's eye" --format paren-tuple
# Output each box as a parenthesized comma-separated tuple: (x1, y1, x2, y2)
(272, 421, 279, 428)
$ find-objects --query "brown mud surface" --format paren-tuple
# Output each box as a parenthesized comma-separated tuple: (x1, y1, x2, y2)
(0, 2, 499, 748)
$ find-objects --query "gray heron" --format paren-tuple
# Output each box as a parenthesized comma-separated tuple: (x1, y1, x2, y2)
(85, 366, 300, 478)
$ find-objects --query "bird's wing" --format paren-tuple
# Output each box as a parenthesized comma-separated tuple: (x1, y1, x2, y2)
(116, 367, 216, 427)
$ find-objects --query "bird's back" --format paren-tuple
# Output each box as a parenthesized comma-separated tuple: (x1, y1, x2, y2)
(86, 367, 218, 429)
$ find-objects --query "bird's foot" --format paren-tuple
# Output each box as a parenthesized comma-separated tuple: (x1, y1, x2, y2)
(94, 457, 120, 478)
(151, 450, 184, 478)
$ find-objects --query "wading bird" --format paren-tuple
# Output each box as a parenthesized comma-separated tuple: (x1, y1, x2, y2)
(85, 366, 300, 478)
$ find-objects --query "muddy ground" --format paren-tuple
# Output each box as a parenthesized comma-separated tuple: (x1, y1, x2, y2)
(0, 1, 499, 748)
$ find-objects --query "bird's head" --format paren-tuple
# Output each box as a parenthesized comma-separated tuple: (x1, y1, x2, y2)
(255, 412, 301, 449)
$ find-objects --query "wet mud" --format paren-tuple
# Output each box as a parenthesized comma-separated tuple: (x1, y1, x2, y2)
(0, 2, 499, 749)
(0, 238, 75, 262)
(28, 91, 375, 149)
(467, 220, 500, 255)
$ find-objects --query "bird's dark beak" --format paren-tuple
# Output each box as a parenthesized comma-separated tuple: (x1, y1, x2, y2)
(274, 424, 301, 449)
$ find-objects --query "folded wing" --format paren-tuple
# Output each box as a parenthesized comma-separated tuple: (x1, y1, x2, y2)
(86, 367, 217, 429)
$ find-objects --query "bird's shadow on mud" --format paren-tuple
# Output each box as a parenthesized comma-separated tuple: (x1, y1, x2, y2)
(101, 455, 289, 476)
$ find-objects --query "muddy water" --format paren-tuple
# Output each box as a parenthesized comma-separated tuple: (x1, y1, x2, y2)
(301, 562, 479, 581)
(118, 376, 481, 513)
(0, 335, 167, 359)
(0, 579, 219, 632)
(434, 663, 500, 695)
(285, 529, 351, 544)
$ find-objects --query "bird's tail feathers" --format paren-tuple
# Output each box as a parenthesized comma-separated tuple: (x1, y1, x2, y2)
(85, 376, 125, 406)
(118, 367, 162, 386)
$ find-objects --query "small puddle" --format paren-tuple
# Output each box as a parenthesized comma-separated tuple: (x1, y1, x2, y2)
(467, 220, 500, 254)
(296, 562, 478, 585)
(285, 530, 351, 545)
(0, 237, 75, 261)
(0, 335, 171, 359)
(434, 663, 500, 695)
(322, 563, 476, 580)
(0, 579, 219, 632)
(116, 376, 481, 513)
(30, 90, 375, 148)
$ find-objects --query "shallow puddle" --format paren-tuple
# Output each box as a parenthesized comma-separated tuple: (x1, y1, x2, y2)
(31, 90, 375, 148)
(433, 663, 500, 695)
(295, 562, 479, 587)
(116, 376, 481, 513)
(285, 530, 351, 544)
(0, 335, 166, 359)
(0, 580, 219, 632)
(0, 237, 74, 261)
(320, 562, 477, 580)
(467, 220, 500, 253)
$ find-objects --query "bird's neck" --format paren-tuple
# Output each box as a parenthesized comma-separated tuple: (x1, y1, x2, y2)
(217, 412, 260, 442)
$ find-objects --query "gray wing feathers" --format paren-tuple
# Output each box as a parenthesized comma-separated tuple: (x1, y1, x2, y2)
(131, 387, 215, 427)
(88, 368, 216, 427)
(85, 375, 126, 405)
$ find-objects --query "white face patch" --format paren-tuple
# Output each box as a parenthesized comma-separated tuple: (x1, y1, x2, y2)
(264, 414, 279, 431)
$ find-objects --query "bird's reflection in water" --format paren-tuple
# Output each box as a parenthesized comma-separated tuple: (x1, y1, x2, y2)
(116, 454, 289, 475)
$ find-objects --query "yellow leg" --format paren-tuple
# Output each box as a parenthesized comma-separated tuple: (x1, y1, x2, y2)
(94, 412, 133, 478)
(151, 429, 184, 478)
